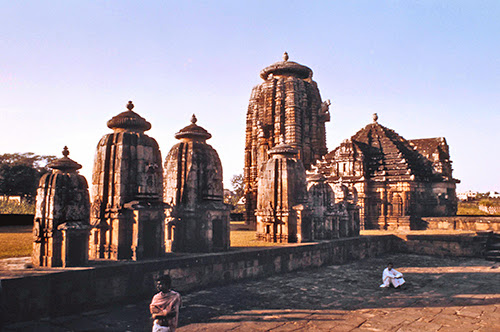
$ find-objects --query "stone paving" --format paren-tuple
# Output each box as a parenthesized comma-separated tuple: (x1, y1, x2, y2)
(3, 253, 500, 331)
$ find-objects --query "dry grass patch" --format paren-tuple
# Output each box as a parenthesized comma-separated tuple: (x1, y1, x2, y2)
(0, 226, 32, 258)
(0, 227, 292, 259)
(230, 230, 294, 247)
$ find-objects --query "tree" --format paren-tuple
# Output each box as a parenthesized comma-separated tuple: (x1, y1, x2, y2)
(0, 153, 56, 202)
(230, 174, 244, 200)
(223, 174, 245, 213)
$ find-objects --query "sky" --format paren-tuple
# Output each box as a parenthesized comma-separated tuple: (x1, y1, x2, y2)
(1, 1, 499, 193)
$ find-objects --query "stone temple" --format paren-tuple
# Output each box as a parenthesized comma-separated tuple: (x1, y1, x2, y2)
(32, 147, 90, 267)
(163, 115, 230, 252)
(246, 53, 360, 243)
(244, 53, 458, 235)
(308, 113, 459, 230)
(90, 101, 165, 260)
(244, 52, 331, 226)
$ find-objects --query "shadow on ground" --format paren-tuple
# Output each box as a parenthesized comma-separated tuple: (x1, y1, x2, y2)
(4, 253, 499, 331)
(177, 253, 499, 327)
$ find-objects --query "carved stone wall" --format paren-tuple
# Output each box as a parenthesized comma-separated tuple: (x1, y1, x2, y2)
(164, 115, 230, 252)
(32, 147, 90, 267)
(90, 101, 164, 260)
(244, 53, 330, 226)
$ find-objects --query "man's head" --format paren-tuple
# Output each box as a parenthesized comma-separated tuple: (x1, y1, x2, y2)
(387, 262, 394, 270)
(156, 275, 172, 293)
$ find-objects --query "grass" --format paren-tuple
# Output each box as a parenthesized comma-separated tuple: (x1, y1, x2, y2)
(230, 230, 294, 247)
(0, 226, 291, 260)
(0, 200, 35, 214)
(0, 225, 32, 259)
(457, 201, 500, 215)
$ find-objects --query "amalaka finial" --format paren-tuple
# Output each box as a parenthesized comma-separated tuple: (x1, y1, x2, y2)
(62, 146, 69, 158)
(191, 114, 197, 124)
(127, 101, 134, 111)
(373, 113, 378, 123)
(283, 52, 289, 61)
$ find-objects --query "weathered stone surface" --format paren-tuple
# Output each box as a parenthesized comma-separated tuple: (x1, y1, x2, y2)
(90, 101, 164, 260)
(164, 115, 230, 252)
(310, 113, 459, 230)
(32, 146, 90, 267)
(244, 53, 330, 226)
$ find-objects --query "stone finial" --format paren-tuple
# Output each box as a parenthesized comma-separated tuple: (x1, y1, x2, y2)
(48, 146, 82, 172)
(127, 101, 134, 111)
(62, 146, 69, 158)
(283, 52, 289, 61)
(373, 113, 379, 123)
(175, 114, 212, 140)
(107, 101, 151, 132)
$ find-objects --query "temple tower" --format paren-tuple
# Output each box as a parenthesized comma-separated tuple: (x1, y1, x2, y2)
(244, 52, 331, 226)
(90, 101, 164, 260)
(164, 115, 230, 252)
(32, 147, 90, 267)
(255, 140, 311, 243)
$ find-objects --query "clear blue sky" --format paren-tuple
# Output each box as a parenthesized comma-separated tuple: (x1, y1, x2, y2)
(1, 1, 498, 193)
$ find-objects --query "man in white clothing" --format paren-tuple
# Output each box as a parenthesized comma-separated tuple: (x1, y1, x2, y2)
(380, 262, 405, 288)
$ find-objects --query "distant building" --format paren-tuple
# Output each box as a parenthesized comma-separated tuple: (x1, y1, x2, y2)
(457, 191, 479, 201)
(0, 195, 22, 203)
(489, 191, 500, 199)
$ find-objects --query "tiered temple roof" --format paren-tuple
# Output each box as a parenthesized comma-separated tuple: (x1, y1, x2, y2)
(322, 114, 451, 183)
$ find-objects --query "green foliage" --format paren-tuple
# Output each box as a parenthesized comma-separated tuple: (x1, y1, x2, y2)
(225, 173, 245, 212)
(0, 152, 55, 201)
(0, 199, 35, 214)
(230, 173, 244, 198)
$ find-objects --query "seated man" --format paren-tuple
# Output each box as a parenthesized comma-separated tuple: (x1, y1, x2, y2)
(150, 275, 182, 332)
(380, 262, 405, 288)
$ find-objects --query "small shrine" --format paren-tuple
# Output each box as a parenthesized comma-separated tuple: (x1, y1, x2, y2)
(32, 146, 90, 267)
(90, 101, 164, 260)
(255, 139, 311, 243)
(164, 115, 230, 252)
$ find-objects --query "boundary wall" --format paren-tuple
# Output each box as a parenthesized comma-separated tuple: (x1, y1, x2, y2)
(2, 236, 395, 323)
(422, 216, 500, 232)
(0, 232, 490, 324)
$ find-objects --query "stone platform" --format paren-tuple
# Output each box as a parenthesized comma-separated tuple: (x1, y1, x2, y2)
(4, 253, 499, 331)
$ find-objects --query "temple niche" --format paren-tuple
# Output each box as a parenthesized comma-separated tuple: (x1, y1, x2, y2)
(310, 113, 459, 231)
(32, 147, 90, 267)
(90, 101, 165, 260)
(244, 52, 331, 226)
(164, 115, 230, 252)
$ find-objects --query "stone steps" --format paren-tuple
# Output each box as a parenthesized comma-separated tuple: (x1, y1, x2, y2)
(484, 232, 500, 261)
